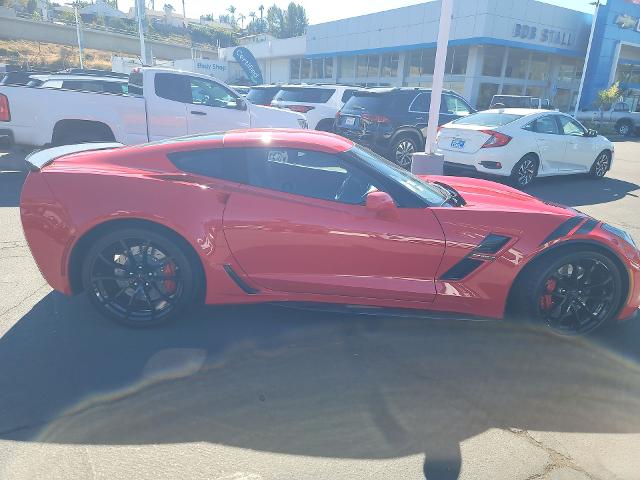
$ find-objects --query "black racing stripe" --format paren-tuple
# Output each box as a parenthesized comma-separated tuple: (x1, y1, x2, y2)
(440, 234, 512, 281)
(540, 216, 584, 245)
(440, 258, 484, 281)
(575, 218, 599, 235)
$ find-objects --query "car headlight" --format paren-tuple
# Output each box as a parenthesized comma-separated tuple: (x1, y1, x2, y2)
(602, 223, 637, 247)
(297, 118, 308, 129)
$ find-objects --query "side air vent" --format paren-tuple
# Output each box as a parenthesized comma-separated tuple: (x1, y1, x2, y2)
(440, 233, 512, 281)
(223, 264, 259, 294)
(474, 234, 510, 254)
(441, 258, 484, 281)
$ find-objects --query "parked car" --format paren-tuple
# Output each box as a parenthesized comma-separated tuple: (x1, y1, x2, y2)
(335, 88, 475, 168)
(230, 85, 250, 96)
(38, 74, 129, 94)
(0, 67, 307, 147)
(575, 101, 640, 136)
(247, 85, 282, 106)
(270, 84, 363, 131)
(0, 69, 51, 86)
(21, 129, 640, 335)
(490, 95, 552, 109)
(436, 109, 614, 188)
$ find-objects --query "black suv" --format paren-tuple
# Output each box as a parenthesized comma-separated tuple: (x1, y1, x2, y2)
(335, 88, 475, 168)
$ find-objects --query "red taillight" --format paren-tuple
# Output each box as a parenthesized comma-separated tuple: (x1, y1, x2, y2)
(480, 130, 512, 148)
(437, 126, 444, 134)
(362, 113, 390, 123)
(0, 94, 10, 122)
(286, 105, 315, 113)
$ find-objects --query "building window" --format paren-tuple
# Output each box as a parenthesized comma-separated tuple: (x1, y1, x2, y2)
(325, 58, 333, 78)
(290, 58, 301, 81)
(407, 50, 421, 77)
(381, 53, 399, 77)
(482, 46, 505, 77)
(356, 55, 368, 77)
(505, 48, 528, 79)
(340, 56, 355, 78)
(477, 83, 499, 109)
(528, 52, 549, 81)
(554, 88, 572, 112)
(300, 58, 311, 79)
(421, 49, 436, 76)
(367, 55, 380, 77)
(446, 46, 468, 75)
(443, 81, 465, 95)
(502, 84, 523, 95)
(312, 58, 323, 79)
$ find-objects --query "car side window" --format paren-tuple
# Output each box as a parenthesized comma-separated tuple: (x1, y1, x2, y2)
(409, 92, 431, 113)
(614, 102, 630, 112)
(533, 116, 560, 135)
(558, 116, 586, 136)
(167, 148, 247, 183)
(341, 89, 357, 103)
(189, 77, 239, 108)
(441, 94, 471, 115)
(155, 73, 190, 103)
(245, 148, 380, 205)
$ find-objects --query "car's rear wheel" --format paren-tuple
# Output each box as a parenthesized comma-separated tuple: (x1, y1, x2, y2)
(81, 228, 197, 327)
(509, 154, 538, 188)
(590, 151, 611, 178)
(516, 249, 623, 335)
(615, 120, 633, 137)
(391, 135, 418, 169)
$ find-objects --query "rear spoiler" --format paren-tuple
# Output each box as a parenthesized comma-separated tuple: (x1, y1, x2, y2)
(25, 142, 124, 171)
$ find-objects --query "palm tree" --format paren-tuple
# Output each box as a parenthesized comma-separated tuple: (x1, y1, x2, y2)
(258, 4, 264, 20)
(238, 12, 246, 29)
(227, 4, 236, 25)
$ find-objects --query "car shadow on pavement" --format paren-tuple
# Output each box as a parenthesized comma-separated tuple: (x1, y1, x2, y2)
(525, 175, 639, 207)
(0, 171, 26, 208)
(1, 293, 640, 479)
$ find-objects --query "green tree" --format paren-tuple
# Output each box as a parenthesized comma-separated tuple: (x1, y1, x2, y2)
(285, 2, 307, 37)
(238, 12, 245, 29)
(227, 4, 236, 26)
(597, 82, 621, 110)
(266, 4, 285, 37)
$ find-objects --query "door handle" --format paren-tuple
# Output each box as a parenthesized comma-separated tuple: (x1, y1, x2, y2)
(190, 110, 207, 116)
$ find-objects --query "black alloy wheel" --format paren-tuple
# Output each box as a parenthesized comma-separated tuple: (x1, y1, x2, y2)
(590, 151, 610, 178)
(82, 228, 196, 327)
(510, 155, 538, 188)
(519, 250, 623, 335)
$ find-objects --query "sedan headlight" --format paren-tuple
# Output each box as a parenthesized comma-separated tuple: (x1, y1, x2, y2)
(602, 223, 637, 247)
(297, 118, 308, 129)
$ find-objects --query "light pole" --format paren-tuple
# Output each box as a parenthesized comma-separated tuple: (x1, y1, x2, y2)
(68, 2, 84, 69)
(424, 0, 452, 154)
(573, 0, 600, 117)
(136, 0, 148, 65)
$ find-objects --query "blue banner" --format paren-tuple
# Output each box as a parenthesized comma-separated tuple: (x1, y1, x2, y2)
(232, 47, 264, 85)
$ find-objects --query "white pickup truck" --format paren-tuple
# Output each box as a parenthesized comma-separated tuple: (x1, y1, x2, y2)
(0, 67, 307, 147)
(575, 101, 640, 136)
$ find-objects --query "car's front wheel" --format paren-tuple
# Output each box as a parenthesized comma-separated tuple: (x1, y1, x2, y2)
(615, 120, 633, 137)
(516, 249, 623, 335)
(590, 151, 611, 178)
(81, 227, 198, 327)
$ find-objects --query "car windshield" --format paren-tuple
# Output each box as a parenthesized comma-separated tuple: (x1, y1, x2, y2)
(452, 112, 523, 127)
(349, 145, 449, 206)
(273, 87, 335, 103)
(247, 88, 279, 104)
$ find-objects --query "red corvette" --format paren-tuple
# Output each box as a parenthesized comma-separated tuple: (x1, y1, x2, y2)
(20, 129, 640, 334)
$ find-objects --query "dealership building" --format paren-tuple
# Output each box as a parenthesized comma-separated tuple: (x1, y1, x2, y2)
(218, 0, 640, 111)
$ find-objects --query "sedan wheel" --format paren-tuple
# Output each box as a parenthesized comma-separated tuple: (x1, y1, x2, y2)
(590, 151, 610, 178)
(393, 137, 417, 169)
(82, 228, 196, 327)
(510, 156, 538, 188)
(517, 250, 622, 336)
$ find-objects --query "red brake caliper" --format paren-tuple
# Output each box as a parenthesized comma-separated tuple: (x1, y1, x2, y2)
(539, 278, 557, 311)
(162, 261, 177, 295)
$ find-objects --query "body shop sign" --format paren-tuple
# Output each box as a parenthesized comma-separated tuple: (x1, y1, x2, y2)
(513, 23, 573, 46)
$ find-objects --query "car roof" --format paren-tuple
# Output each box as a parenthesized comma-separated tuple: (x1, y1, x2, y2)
(479, 108, 553, 116)
(41, 75, 127, 82)
(221, 129, 354, 152)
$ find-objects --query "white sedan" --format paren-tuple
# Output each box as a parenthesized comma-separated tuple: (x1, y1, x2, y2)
(436, 108, 614, 188)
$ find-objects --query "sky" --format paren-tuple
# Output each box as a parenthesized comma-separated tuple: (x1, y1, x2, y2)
(116, 0, 598, 24)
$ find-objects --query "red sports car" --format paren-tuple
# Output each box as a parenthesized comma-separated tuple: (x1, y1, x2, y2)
(20, 129, 640, 334)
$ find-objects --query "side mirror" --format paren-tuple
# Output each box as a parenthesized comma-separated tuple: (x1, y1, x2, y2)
(587, 129, 598, 137)
(366, 191, 396, 215)
(231, 98, 247, 111)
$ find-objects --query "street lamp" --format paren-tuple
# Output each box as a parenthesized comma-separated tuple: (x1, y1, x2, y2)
(135, 0, 148, 65)
(573, 0, 601, 117)
(66, 1, 84, 69)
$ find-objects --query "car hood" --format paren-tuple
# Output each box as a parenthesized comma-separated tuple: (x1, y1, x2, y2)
(423, 175, 575, 215)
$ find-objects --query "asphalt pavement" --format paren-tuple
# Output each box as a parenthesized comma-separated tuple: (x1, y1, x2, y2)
(1, 143, 639, 480)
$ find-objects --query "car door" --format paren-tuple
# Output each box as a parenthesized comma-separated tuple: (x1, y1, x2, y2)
(408, 92, 430, 134)
(145, 72, 190, 141)
(221, 146, 446, 302)
(525, 114, 566, 174)
(556, 115, 593, 172)
(185, 76, 250, 134)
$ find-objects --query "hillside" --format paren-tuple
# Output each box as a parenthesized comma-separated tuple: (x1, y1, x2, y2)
(0, 39, 116, 70)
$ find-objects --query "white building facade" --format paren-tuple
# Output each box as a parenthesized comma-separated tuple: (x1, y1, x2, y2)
(221, 0, 593, 110)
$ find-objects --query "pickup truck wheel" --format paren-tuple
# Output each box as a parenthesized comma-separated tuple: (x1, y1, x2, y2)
(590, 151, 611, 178)
(615, 120, 633, 137)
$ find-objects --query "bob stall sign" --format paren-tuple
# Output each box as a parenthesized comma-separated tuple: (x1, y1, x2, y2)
(513, 23, 574, 46)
